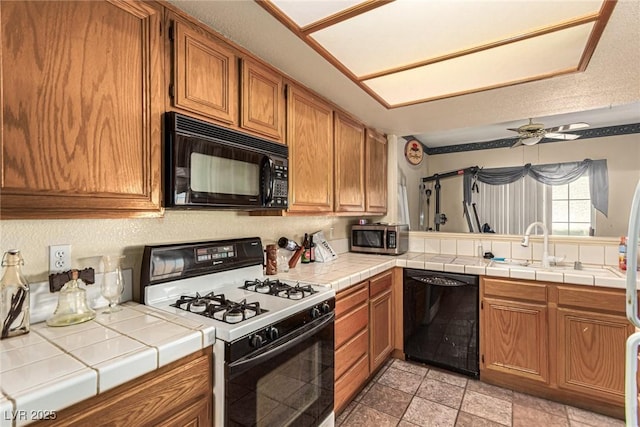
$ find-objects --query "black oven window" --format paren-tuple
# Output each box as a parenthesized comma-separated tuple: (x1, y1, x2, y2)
(226, 322, 334, 426)
(353, 230, 384, 248)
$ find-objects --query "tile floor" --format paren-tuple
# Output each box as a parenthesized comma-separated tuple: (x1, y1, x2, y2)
(336, 359, 626, 427)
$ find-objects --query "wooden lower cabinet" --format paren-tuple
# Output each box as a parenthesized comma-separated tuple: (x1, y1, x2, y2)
(481, 277, 633, 419)
(369, 270, 394, 373)
(334, 269, 395, 414)
(481, 278, 549, 384)
(334, 281, 369, 414)
(32, 349, 212, 427)
(556, 286, 633, 405)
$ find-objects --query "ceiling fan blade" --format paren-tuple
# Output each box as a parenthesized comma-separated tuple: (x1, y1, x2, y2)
(544, 132, 581, 140)
(545, 122, 589, 133)
(506, 128, 521, 132)
(511, 139, 524, 148)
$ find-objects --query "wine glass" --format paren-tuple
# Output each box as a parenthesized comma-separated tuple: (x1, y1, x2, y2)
(100, 255, 124, 313)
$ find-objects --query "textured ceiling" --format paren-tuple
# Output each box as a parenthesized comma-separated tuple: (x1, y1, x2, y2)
(167, 0, 640, 147)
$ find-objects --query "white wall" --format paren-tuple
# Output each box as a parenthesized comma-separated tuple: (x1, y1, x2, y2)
(423, 133, 640, 236)
(0, 213, 354, 285)
(395, 137, 429, 230)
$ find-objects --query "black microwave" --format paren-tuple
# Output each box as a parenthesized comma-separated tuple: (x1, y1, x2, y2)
(165, 112, 288, 210)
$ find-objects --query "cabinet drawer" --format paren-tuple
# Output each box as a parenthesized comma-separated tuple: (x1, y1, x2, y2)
(557, 286, 626, 315)
(335, 353, 369, 414)
(335, 302, 368, 349)
(483, 278, 547, 303)
(335, 327, 368, 379)
(336, 282, 368, 317)
(370, 270, 392, 298)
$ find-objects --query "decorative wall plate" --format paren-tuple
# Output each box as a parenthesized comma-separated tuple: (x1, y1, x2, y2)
(405, 140, 424, 165)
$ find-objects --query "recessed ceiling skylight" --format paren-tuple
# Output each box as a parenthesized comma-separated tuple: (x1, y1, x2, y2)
(258, 0, 615, 109)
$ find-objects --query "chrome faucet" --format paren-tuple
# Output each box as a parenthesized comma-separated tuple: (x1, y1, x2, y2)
(521, 221, 550, 268)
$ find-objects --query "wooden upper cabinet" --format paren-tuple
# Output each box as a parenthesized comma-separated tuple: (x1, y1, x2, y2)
(334, 112, 365, 213)
(286, 85, 333, 213)
(240, 58, 284, 142)
(365, 129, 387, 213)
(169, 15, 238, 125)
(0, 0, 163, 218)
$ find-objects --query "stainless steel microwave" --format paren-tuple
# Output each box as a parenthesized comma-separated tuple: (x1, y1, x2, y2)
(351, 223, 409, 255)
(165, 112, 288, 210)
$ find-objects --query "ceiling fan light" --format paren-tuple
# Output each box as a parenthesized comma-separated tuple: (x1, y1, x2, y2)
(521, 136, 542, 146)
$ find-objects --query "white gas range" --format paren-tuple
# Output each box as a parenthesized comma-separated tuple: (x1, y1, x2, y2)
(139, 237, 336, 427)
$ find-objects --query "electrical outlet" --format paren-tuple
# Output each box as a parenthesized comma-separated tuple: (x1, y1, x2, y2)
(49, 244, 71, 273)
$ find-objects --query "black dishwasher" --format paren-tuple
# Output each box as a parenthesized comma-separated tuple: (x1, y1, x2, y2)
(403, 269, 479, 378)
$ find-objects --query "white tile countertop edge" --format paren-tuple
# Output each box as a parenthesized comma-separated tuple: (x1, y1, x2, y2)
(0, 304, 215, 425)
(273, 251, 634, 291)
(0, 250, 633, 425)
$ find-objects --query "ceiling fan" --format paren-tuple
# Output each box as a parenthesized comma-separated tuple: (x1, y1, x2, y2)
(508, 118, 589, 148)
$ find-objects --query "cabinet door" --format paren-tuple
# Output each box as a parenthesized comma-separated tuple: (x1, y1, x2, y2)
(155, 397, 211, 427)
(365, 129, 387, 213)
(555, 285, 633, 405)
(1, 0, 162, 218)
(557, 310, 632, 404)
(240, 58, 284, 142)
(481, 297, 549, 384)
(334, 112, 365, 213)
(31, 350, 212, 426)
(286, 85, 333, 213)
(370, 289, 393, 373)
(171, 17, 237, 125)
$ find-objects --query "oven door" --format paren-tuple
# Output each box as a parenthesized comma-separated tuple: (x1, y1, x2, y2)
(226, 314, 334, 427)
(169, 133, 269, 208)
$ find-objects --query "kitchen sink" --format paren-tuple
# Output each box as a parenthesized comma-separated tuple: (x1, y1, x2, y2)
(489, 260, 623, 278)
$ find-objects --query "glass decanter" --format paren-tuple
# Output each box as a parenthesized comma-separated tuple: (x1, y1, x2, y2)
(1, 250, 30, 339)
(100, 255, 125, 313)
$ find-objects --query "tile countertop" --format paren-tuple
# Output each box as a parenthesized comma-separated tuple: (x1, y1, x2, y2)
(0, 303, 215, 427)
(273, 252, 635, 292)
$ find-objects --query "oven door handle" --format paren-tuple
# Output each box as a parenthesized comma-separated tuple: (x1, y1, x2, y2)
(228, 313, 334, 377)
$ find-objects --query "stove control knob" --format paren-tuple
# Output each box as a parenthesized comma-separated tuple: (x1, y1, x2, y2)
(320, 302, 331, 314)
(310, 306, 321, 319)
(250, 334, 263, 348)
(266, 327, 279, 340)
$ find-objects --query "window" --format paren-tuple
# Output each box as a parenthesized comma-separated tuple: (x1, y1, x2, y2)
(550, 176, 593, 236)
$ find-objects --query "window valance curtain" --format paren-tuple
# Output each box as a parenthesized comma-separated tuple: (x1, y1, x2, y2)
(463, 159, 608, 216)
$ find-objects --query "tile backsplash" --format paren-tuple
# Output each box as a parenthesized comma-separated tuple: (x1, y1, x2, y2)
(407, 232, 633, 267)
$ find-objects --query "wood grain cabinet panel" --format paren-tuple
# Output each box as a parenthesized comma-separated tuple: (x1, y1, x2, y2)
(1, 0, 163, 218)
(369, 287, 393, 373)
(334, 280, 370, 414)
(481, 278, 632, 419)
(365, 129, 387, 213)
(31, 349, 212, 427)
(556, 308, 631, 404)
(170, 17, 238, 125)
(482, 297, 549, 383)
(240, 58, 284, 142)
(555, 286, 634, 407)
(286, 84, 333, 213)
(334, 112, 365, 213)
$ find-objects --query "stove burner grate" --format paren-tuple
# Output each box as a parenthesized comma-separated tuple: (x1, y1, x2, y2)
(171, 293, 267, 324)
(242, 279, 318, 299)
